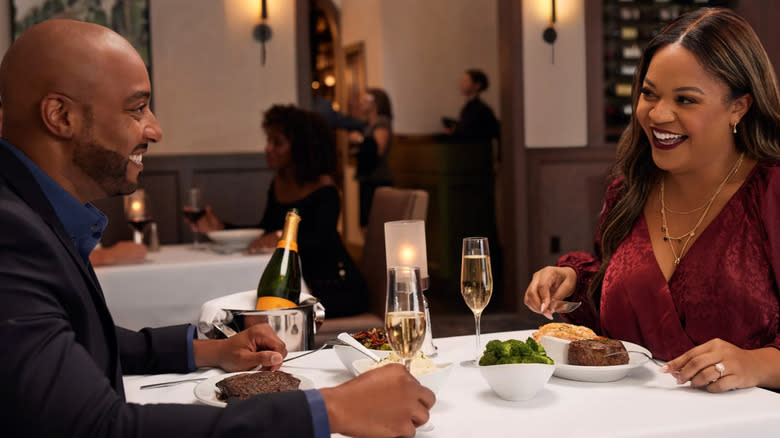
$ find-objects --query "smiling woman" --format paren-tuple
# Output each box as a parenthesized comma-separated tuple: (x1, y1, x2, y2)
(523, 7, 780, 394)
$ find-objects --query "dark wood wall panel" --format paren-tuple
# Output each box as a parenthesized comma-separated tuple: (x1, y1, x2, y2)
(192, 169, 273, 228)
(527, 148, 616, 272)
(93, 153, 270, 246)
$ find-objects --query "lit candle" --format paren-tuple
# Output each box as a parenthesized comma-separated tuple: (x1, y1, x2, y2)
(400, 245, 415, 265)
(384, 220, 428, 282)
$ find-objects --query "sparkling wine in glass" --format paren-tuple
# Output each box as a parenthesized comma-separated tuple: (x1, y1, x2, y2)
(182, 188, 206, 249)
(460, 237, 493, 367)
(124, 189, 152, 245)
(385, 266, 427, 371)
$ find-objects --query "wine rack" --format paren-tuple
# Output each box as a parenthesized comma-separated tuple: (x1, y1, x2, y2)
(602, 0, 734, 143)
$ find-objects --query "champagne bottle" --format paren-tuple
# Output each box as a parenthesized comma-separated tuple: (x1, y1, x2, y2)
(256, 209, 302, 310)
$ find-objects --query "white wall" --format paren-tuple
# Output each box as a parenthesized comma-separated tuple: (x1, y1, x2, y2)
(341, 0, 500, 135)
(0, 0, 299, 155)
(340, 0, 383, 88)
(151, 0, 297, 155)
(522, 0, 587, 148)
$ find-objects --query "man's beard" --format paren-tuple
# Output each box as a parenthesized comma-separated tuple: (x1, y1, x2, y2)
(72, 139, 137, 197)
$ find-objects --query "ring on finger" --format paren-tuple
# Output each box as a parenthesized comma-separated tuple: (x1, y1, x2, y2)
(715, 362, 725, 379)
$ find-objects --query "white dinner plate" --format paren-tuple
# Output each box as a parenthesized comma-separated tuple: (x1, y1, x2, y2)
(552, 340, 651, 383)
(193, 371, 315, 407)
(206, 229, 264, 246)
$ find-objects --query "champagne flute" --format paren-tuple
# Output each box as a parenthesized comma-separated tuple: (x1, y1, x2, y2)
(385, 266, 427, 371)
(123, 189, 152, 245)
(182, 188, 206, 250)
(460, 237, 493, 367)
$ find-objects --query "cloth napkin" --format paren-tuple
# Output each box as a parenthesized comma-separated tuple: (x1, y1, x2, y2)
(197, 288, 320, 338)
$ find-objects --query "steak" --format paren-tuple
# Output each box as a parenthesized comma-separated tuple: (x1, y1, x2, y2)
(568, 338, 629, 366)
(216, 371, 301, 401)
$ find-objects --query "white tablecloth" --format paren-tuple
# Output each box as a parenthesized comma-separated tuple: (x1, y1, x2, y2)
(96, 244, 271, 330)
(124, 329, 780, 437)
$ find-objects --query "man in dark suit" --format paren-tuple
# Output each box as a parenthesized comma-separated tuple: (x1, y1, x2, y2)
(0, 19, 434, 437)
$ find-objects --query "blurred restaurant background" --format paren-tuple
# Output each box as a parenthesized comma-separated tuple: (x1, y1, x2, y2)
(3, 0, 776, 336)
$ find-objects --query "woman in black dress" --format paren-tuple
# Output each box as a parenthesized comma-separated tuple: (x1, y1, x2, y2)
(349, 88, 394, 228)
(195, 105, 368, 318)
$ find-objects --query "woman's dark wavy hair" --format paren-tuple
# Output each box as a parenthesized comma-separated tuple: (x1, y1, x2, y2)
(366, 88, 393, 120)
(587, 8, 780, 312)
(262, 104, 340, 187)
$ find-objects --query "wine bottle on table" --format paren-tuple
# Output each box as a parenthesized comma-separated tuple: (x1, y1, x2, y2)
(256, 208, 302, 310)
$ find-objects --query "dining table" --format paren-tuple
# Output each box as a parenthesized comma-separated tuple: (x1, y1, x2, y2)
(96, 244, 271, 331)
(124, 329, 780, 437)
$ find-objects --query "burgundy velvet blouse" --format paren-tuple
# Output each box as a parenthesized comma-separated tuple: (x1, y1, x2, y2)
(559, 161, 780, 360)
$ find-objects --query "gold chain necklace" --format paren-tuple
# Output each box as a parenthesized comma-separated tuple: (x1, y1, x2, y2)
(660, 153, 744, 266)
(664, 202, 707, 215)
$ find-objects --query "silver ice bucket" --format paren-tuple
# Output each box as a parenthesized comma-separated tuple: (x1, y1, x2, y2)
(199, 297, 325, 352)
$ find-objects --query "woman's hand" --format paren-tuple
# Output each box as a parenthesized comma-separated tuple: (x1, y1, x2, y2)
(193, 323, 288, 372)
(248, 231, 282, 254)
(90, 241, 147, 266)
(661, 338, 780, 392)
(191, 205, 223, 234)
(524, 266, 577, 319)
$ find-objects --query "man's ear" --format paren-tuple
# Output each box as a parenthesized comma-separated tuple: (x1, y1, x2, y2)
(40, 93, 78, 139)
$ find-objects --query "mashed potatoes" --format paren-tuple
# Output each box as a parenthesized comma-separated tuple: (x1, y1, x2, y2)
(532, 322, 597, 342)
(362, 351, 437, 377)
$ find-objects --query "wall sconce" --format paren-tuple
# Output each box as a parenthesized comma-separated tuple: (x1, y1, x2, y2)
(253, 0, 272, 66)
(542, 0, 557, 63)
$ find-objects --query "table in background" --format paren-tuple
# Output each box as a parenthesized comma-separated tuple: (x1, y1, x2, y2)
(96, 244, 270, 330)
(125, 330, 780, 437)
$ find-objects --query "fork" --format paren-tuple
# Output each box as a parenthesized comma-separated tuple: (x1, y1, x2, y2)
(605, 350, 681, 376)
(281, 338, 342, 364)
(550, 301, 582, 314)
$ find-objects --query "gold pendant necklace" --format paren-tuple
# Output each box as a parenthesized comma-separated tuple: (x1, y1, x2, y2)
(660, 153, 744, 266)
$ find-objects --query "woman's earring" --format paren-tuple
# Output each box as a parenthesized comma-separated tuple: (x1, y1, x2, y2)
(732, 122, 738, 134)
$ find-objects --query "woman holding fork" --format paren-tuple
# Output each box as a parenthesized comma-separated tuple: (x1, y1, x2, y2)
(524, 8, 780, 393)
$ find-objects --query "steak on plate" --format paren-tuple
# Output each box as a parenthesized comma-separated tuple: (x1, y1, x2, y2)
(216, 371, 301, 401)
(568, 338, 629, 366)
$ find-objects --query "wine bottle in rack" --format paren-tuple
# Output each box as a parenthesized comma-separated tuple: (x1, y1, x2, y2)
(255, 209, 302, 310)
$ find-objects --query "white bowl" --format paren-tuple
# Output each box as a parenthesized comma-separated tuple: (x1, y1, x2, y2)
(333, 344, 391, 375)
(207, 229, 264, 250)
(479, 362, 555, 401)
(539, 335, 570, 364)
(352, 358, 454, 395)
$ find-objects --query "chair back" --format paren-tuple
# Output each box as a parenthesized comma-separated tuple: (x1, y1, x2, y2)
(360, 187, 429, 317)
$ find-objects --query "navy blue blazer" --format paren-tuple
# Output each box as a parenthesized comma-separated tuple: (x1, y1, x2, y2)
(0, 144, 314, 437)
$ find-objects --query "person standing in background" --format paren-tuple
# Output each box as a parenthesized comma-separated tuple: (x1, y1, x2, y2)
(443, 69, 499, 145)
(350, 88, 394, 229)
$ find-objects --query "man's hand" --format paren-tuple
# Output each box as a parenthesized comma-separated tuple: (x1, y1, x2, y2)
(193, 323, 287, 372)
(320, 364, 436, 438)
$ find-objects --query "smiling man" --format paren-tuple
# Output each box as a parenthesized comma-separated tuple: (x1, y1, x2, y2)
(0, 20, 433, 438)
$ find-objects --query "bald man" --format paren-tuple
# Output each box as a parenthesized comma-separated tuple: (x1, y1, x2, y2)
(0, 20, 433, 438)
